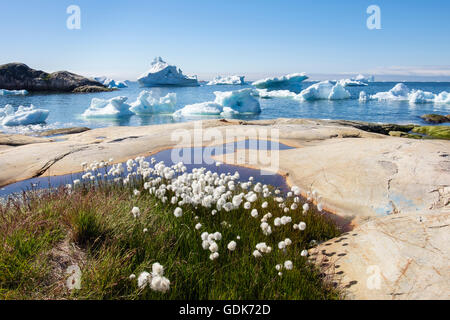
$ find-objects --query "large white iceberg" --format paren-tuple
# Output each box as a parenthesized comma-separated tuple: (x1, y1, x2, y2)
(0, 89, 29, 96)
(82, 96, 133, 118)
(0, 104, 49, 126)
(296, 81, 351, 101)
(174, 88, 261, 117)
(138, 57, 199, 87)
(207, 75, 245, 85)
(360, 83, 450, 104)
(129, 90, 177, 114)
(94, 77, 128, 89)
(252, 73, 308, 89)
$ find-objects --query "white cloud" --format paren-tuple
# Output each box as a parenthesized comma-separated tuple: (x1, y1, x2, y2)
(366, 66, 450, 77)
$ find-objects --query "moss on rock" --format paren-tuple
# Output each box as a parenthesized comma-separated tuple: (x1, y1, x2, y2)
(412, 126, 450, 140)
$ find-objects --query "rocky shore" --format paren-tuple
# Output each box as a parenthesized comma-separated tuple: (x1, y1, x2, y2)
(0, 118, 448, 300)
(0, 63, 111, 93)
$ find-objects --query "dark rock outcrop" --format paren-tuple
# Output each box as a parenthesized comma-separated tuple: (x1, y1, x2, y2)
(72, 85, 115, 93)
(420, 114, 450, 124)
(329, 119, 418, 135)
(0, 63, 106, 92)
(35, 127, 91, 137)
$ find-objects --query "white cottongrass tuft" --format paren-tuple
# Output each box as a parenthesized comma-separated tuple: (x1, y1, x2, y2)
(137, 271, 151, 289)
(302, 203, 309, 212)
(131, 206, 141, 218)
(173, 207, 183, 218)
(298, 222, 306, 231)
(253, 250, 262, 258)
(301, 250, 308, 257)
(195, 223, 202, 230)
(133, 189, 141, 196)
(227, 241, 237, 251)
(210, 252, 219, 260)
(284, 260, 293, 270)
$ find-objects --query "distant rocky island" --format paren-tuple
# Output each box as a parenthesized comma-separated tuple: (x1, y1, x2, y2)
(0, 63, 113, 93)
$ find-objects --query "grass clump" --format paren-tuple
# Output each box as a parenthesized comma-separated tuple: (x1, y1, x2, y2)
(0, 160, 343, 300)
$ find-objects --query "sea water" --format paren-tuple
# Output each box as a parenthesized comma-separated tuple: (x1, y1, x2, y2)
(0, 81, 449, 134)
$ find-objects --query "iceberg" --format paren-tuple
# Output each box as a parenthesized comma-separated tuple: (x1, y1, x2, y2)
(0, 104, 49, 126)
(361, 83, 450, 104)
(138, 57, 199, 87)
(255, 89, 297, 99)
(129, 90, 177, 114)
(296, 81, 351, 101)
(337, 79, 368, 87)
(82, 96, 133, 118)
(252, 73, 308, 89)
(94, 77, 128, 89)
(174, 88, 261, 117)
(0, 89, 29, 96)
(207, 75, 245, 85)
(173, 102, 224, 116)
(359, 91, 368, 102)
(353, 74, 375, 82)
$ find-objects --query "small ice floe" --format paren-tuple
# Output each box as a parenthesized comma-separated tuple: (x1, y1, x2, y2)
(0, 89, 28, 96)
(94, 76, 128, 89)
(129, 90, 177, 114)
(138, 57, 199, 87)
(255, 89, 298, 99)
(82, 96, 134, 118)
(173, 88, 261, 117)
(252, 73, 308, 89)
(207, 75, 245, 86)
(295, 81, 351, 101)
(0, 104, 49, 126)
(360, 83, 450, 104)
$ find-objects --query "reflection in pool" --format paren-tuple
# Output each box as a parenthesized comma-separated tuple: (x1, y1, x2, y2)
(0, 140, 294, 197)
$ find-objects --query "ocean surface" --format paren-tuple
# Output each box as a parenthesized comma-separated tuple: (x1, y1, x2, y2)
(1, 81, 450, 134)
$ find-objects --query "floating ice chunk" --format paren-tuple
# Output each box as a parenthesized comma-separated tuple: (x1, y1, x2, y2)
(214, 89, 261, 114)
(359, 91, 368, 102)
(252, 73, 308, 89)
(408, 90, 437, 104)
(368, 83, 410, 101)
(296, 81, 350, 101)
(174, 88, 261, 117)
(0, 104, 49, 126)
(362, 83, 450, 104)
(255, 89, 297, 99)
(173, 102, 224, 116)
(207, 75, 245, 85)
(435, 92, 450, 104)
(94, 77, 128, 89)
(353, 74, 375, 82)
(129, 90, 177, 114)
(0, 89, 29, 96)
(82, 96, 133, 118)
(138, 57, 199, 87)
(337, 79, 368, 87)
(329, 83, 352, 100)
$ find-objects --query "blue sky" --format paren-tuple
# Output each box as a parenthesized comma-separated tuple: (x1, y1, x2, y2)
(1, 0, 449, 81)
